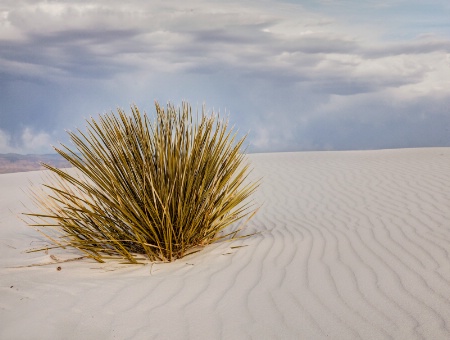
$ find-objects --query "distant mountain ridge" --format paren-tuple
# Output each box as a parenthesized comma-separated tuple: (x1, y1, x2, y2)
(0, 153, 72, 174)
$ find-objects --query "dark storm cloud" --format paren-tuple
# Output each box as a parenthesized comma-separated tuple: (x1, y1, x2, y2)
(301, 95, 450, 151)
(1, 28, 144, 80)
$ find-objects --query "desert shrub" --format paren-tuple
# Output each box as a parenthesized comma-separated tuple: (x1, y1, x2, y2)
(24, 102, 258, 263)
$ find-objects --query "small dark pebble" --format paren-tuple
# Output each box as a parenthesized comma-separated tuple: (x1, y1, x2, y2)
(57, 266, 62, 271)
(10, 286, 13, 288)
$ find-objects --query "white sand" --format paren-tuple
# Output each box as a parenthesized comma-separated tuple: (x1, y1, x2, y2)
(1, 147, 450, 339)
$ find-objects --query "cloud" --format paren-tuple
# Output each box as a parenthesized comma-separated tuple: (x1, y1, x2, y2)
(21, 127, 53, 153)
(1, 0, 450, 153)
(0, 129, 14, 153)
(3, 0, 446, 89)
(0, 127, 53, 154)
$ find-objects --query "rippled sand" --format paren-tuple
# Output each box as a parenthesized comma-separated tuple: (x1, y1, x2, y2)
(1, 148, 450, 339)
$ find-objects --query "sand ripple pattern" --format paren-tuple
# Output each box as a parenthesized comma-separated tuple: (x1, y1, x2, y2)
(1, 148, 450, 339)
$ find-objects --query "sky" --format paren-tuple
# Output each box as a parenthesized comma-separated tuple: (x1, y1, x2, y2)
(1, 0, 450, 154)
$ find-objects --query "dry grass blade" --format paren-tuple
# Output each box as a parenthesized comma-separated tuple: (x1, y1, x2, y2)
(22, 102, 259, 263)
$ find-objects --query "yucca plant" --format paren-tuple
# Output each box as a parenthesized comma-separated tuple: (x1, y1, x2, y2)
(24, 102, 258, 264)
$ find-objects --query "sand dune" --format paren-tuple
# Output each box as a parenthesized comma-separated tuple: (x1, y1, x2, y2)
(1, 148, 450, 339)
